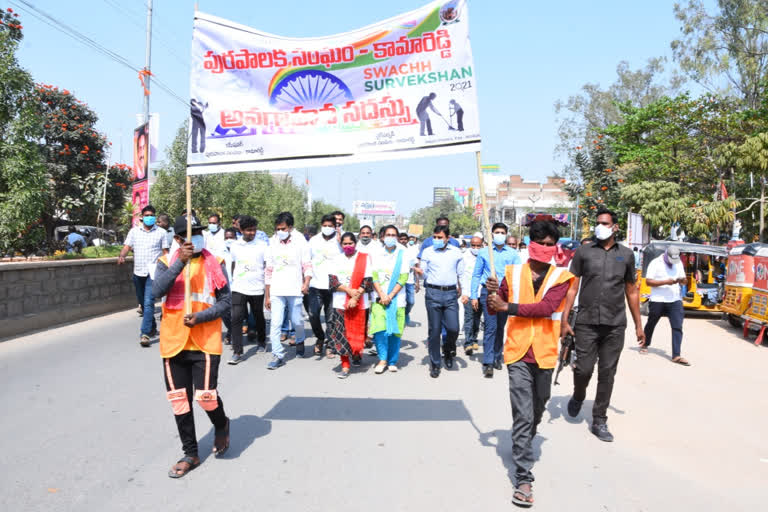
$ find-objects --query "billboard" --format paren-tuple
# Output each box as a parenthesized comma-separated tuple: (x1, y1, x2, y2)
(133, 122, 149, 182)
(353, 200, 396, 216)
(135, 113, 160, 172)
(131, 180, 149, 226)
(187, 0, 480, 174)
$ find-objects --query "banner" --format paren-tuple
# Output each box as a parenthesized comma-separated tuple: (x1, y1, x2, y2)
(133, 123, 149, 182)
(131, 180, 149, 226)
(187, 0, 480, 174)
(135, 113, 160, 171)
(408, 224, 424, 236)
(626, 212, 648, 250)
(353, 200, 396, 216)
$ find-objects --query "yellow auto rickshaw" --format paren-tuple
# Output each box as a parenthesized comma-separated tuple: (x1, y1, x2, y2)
(740, 246, 768, 345)
(639, 242, 727, 314)
(721, 243, 768, 327)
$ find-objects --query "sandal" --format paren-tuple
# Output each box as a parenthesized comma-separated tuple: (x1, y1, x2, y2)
(314, 343, 323, 356)
(213, 418, 230, 457)
(671, 357, 691, 366)
(639, 347, 648, 354)
(337, 369, 350, 379)
(325, 348, 336, 358)
(168, 456, 200, 479)
(512, 485, 534, 508)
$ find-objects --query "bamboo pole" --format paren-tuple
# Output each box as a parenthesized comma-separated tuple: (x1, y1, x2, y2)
(185, 175, 192, 315)
(475, 151, 496, 281)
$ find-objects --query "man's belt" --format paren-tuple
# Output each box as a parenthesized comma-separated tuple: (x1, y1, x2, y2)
(425, 283, 457, 291)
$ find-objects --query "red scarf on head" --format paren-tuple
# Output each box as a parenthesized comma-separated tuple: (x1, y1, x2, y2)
(343, 252, 368, 354)
(165, 249, 228, 310)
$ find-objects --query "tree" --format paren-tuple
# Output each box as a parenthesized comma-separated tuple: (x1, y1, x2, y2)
(718, 131, 768, 239)
(672, 0, 768, 109)
(554, 59, 681, 175)
(410, 197, 480, 235)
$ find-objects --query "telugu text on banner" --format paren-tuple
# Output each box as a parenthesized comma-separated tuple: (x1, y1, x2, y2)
(187, 0, 480, 174)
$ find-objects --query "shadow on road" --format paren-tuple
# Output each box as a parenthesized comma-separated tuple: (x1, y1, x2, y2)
(199, 414, 272, 462)
(263, 396, 473, 422)
(475, 428, 545, 481)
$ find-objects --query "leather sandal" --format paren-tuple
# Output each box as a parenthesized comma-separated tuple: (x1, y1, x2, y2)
(168, 456, 200, 479)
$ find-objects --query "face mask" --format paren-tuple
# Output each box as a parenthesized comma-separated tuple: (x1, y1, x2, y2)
(492, 233, 506, 246)
(143, 215, 156, 227)
(191, 234, 205, 253)
(528, 242, 557, 263)
(384, 236, 397, 248)
(208, 223, 219, 233)
(321, 226, 336, 237)
(343, 245, 356, 256)
(595, 224, 613, 241)
(360, 236, 372, 245)
(433, 238, 446, 250)
(276, 230, 291, 241)
(470, 248, 480, 256)
(225, 239, 234, 249)
(408, 240, 415, 246)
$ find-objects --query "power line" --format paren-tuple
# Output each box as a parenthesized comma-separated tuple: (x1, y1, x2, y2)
(10, 0, 188, 107)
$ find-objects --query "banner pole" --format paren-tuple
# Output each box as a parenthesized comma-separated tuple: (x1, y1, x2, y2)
(475, 151, 496, 281)
(185, 175, 192, 315)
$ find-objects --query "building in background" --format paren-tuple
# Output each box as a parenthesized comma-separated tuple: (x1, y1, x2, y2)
(433, 187, 452, 205)
(486, 175, 574, 226)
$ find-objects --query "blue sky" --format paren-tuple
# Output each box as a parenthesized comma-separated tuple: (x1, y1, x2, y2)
(12, 0, 692, 215)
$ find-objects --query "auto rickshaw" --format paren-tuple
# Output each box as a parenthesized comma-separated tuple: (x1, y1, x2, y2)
(639, 242, 727, 313)
(721, 243, 768, 327)
(740, 246, 768, 345)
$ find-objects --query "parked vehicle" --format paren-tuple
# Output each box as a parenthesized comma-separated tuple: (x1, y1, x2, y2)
(721, 243, 768, 327)
(740, 246, 768, 345)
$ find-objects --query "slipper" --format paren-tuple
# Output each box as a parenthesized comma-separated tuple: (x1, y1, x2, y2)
(512, 487, 534, 508)
(671, 357, 691, 366)
(213, 418, 230, 457)
(639, 347, 648, 354)
(168, 456, 200, 479)
(314, 343, 323, 356)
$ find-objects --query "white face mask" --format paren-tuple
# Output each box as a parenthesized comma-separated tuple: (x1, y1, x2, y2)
(225, 239, 234, 249)
(321, 226, 336, 237)
(191, 234, 205, 253)
(595, 224, 614, 241)
(492, 233, 506, 246)
(470, 248, 480, 256)
(383, 236, 397, 248)
(276, 230, 291, 241)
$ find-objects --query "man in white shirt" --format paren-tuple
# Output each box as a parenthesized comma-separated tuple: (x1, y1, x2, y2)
(356, 224, 382, 258)
(641, 246, 690, 365)
(460, 234, 483, 356)
(227, 216, 268, 365)
(204, 213, 227, 257)
(265, 211, 312, 369)
(308, 214, 342, 354)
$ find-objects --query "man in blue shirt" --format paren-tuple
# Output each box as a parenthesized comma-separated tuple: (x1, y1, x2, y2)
(470, 222, 521, 378)
(418, 216, 461, 258)
(65, 225, 87, 253)
(416, 225, 465, 379)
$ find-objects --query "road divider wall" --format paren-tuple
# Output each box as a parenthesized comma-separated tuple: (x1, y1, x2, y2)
(0, 257, 135, 340)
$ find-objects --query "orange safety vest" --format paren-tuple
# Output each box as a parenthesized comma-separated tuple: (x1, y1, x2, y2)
(158, 254, 224, 358)
(504, 264, 574, 369)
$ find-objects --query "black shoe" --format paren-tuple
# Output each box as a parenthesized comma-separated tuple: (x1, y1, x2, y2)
(591, 423, 614, 442)
(567, 397, 583, 418)
(493, 359, 503, 370)
(296, 342, 305, 358)
(443, 355, 454, 369)
(483, 364, 494, 378)
(430, 364, 441, 378)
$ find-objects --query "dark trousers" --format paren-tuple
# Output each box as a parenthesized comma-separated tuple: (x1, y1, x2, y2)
(463, 300, 482, 347)
(572, 324, 625, 424)
(479, 287, 507, 364)
(308, 287, 333, 344)
(456, 109, 464, 131)
(191, 119, 205, 153)
(132, 274, 156, 336)
(644, 300, 684, 358)
(231, 292, 265, 355)
(425, 287, 459, 365)
(163, 351, 228, 458)
(508, 361, 553, 485)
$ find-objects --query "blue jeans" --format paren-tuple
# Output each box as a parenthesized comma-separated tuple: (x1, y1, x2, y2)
(463, 299, 482, 347)
(374, 331, 401, 365)
(132, 274, 156, 336)
(643, 300, 684, 358)
(424, 287, 459, 366)
(479, 287, 507, 365)
(281, 312, 294, 336)
(405, 283, 415, 323)
(270, 296, 305, 359)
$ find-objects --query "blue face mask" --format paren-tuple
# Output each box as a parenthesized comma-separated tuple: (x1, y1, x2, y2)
(433, 238, 446, 250)
(384, 236, 397, 248)
(208, 223, 219, 233)
(143, 215, 156, 227)
(492, 233, 506, 246)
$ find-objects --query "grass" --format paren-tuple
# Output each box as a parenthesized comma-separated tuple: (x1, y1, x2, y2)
(47, 245, 123, 260)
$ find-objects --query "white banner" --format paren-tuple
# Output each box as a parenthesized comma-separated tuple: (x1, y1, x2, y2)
(627, 212, 648, 249)
(353, 200, 397, 216)
(187, 0, 480, 174)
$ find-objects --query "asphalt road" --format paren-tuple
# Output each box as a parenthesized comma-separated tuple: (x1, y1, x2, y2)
(1, 301, 767, 511)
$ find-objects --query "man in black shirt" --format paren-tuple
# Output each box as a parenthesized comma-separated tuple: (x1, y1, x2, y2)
(560, 209, 645, 442)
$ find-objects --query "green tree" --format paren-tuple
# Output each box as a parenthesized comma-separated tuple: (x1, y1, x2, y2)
(410, 197, 480, 236)
(672, 0, 768, 109)
(564, 140, 622, 230)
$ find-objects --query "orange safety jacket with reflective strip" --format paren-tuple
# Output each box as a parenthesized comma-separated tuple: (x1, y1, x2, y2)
(158, 254, 223, 358)
(504, 264, 575, 368)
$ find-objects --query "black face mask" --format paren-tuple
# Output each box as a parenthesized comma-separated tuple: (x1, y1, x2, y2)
(360, 236, 372, 245)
